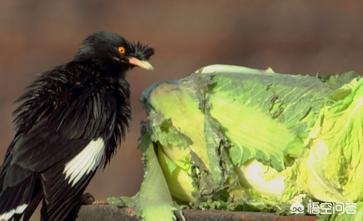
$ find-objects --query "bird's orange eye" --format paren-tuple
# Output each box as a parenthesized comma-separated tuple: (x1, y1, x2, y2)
(118, 46, 126, 54)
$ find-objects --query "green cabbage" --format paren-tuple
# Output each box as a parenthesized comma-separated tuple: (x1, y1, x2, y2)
(109, 64, 362, 221)
(298, 77, 363, 202)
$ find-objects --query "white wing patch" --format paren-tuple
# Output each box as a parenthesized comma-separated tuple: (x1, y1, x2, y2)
(64, 138, 105, 186)
(0, 203, 27, 220)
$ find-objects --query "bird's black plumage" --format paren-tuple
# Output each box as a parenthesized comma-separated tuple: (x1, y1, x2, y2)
(0, 31, 154, 221)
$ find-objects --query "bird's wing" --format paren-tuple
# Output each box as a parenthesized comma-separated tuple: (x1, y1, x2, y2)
(39, 161, 97, 221)
(5, 69, 122, 181)
(0, 67, 129, 220)
(11, 86, 118, 172)
(2, 80, 119, 219)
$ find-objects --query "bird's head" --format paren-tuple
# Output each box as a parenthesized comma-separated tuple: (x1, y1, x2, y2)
(75, 31, 154, 72)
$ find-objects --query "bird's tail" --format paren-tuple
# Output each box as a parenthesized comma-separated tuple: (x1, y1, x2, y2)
(0, 174, 39, 221)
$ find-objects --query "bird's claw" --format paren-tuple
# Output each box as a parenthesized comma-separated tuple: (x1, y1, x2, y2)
(80, 192, 95, 205)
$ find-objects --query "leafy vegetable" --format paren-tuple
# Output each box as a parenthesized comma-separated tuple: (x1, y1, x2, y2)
(108, 127, 176, 221)
(111, 64, 362, 221)
(298, 77, 363, 203)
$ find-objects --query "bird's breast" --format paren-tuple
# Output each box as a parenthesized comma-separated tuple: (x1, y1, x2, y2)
(63, 138, 105, 186)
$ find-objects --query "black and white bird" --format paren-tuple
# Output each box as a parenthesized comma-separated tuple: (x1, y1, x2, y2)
(0, 31, 154, 221)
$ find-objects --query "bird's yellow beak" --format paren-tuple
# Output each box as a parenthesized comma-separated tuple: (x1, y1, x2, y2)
(128, 57, 154, 70)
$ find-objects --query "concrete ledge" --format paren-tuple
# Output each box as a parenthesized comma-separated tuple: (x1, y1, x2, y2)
(77, 205, 317, 221)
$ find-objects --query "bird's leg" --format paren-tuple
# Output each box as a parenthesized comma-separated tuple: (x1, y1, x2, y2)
(80, 192, 107, 205)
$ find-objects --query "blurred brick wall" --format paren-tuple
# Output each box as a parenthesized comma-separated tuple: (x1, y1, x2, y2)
(1, 1, 363, 220)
